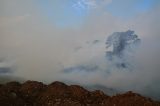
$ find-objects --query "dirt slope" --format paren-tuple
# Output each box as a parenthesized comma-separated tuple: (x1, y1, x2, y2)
(0, 81, 159, 106)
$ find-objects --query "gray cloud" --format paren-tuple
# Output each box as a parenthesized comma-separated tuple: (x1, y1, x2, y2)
(0, 0, 160, 100)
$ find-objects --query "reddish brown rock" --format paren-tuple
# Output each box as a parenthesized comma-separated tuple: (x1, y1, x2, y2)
(0, 81, 159, 106)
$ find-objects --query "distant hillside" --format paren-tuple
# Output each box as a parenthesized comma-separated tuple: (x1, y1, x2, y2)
(0, 75, 24, 84)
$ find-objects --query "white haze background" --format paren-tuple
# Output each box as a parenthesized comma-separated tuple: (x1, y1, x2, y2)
(0, 0, 160, 100)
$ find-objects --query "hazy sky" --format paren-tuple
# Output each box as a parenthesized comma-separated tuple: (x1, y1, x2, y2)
(0, 0, 160, 100)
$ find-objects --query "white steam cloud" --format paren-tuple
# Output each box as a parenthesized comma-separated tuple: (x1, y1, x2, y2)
(0, 0, 160, 100)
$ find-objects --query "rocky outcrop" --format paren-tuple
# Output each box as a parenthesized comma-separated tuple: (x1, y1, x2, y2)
(0, 81, 159, 106)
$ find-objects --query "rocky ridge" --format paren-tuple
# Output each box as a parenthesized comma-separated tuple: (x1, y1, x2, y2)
(0, 81, 159, 106)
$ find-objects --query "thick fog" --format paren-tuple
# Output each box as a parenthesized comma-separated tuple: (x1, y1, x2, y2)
(0, 0, 160, 100)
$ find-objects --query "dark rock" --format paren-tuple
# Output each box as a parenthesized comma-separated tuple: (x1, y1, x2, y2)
(0, 81, 159, 106)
